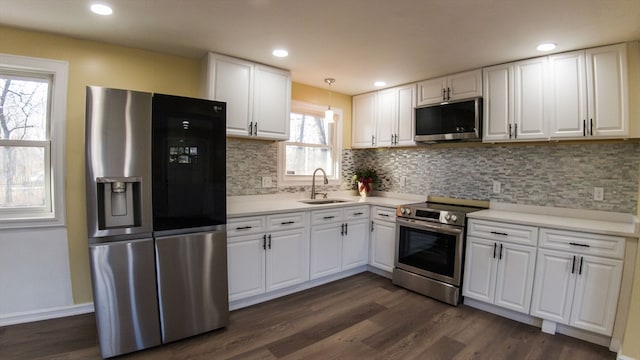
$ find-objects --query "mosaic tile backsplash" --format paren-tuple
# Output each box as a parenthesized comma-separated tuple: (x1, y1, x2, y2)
(228, 138, 640, 214)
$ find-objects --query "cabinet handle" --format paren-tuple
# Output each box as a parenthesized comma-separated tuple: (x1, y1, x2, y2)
(583, 119, 586, 137)
(353, 212, 364, 216)
(579, 256, 584, 275)
(323, 216, 335, 220)
(508, 124, 512, 139)
(571, 255, 576, 274)
(371, 135, 376, 146)
(254, 122, 258, 136)
(493, 242, 497, 258)
(249, 121, 253, 136)
(590, 118, 593, 136)
(442, 88, 446, 102)
(569, 242, 590, 248)
(268, 234, 272, 249)
(345, 223, 348, 235)
(263, 234, 266, 250)
(371, 220, 374, 232)
(341, 223, 345, 236)
(395, 134, 399, 145)
(490, 231, 508, 236)
(499, 243, 503, 260)
(379, 213, 390, 217)
(514, 123, 517, 139)
(446, 87, 451, 101)
(281, 221, 295, 225)
(236, 226, 252, 230)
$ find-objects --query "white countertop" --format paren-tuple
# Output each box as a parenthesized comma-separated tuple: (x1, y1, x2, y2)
(468, 202, 640, 238)
(227, 191, 425, 218)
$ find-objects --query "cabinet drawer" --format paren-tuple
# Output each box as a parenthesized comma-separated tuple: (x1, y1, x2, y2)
(266, 212, 307, 231)
(467, 219, 538, 246)
(227, 216, 265, 236)
(372, 206, 396, 222)
(539, 228, 625, 259)
(344, 206, 370, 220)
(311, 208, 344, 224)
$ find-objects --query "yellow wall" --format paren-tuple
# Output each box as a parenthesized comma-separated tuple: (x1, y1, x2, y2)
(292, 82, 352, 149)
(0, 26, 201, 303)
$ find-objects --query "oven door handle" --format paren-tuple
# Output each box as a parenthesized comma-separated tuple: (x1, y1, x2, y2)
(396, 217, 463, 236)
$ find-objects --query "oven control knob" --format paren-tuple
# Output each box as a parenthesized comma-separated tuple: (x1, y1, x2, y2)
(406, 208, 412, 215)
(450, 214, 458, 222)
(444, 213, 451, 221)
(400, 208, 406, 214)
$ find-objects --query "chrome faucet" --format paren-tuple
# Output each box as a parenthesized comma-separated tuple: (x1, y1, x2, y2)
(311, 168, 328, 199)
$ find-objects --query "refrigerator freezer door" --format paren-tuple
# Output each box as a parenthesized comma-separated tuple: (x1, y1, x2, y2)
(89, 238, 161, 358)
(155, 229, 229, 343)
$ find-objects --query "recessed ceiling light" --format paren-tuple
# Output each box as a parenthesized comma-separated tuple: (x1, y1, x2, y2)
(90, 3, 113, 15)
(272, 49, 288, 58)
(537, 42, 557, 52)
(374, 81, 386, 87)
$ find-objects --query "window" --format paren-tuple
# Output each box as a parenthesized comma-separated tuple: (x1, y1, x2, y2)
(0, 53, 68, 228)
(278, 101, 341, 185)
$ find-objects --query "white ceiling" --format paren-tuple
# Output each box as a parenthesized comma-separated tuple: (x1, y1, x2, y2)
(1, 0, 639, 95)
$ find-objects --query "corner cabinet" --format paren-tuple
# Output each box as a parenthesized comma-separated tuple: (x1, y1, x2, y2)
(417, 69, 482, 106)
(202, 52, 291, 140)
(463, 219, 538, 314)
(547, 43, 628, 139)
(309, 206, 370, 279)
(352, 84, 416, 148)
(227, 212, 309, 301)
(530, 228, 624, 336)
(482, 57, 548, 142)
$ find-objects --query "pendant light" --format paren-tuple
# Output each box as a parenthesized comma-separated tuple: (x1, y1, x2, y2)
(324, 78, 336, 123)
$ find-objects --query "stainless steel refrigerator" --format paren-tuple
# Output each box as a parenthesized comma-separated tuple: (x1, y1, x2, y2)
(85, 86, 229, 358)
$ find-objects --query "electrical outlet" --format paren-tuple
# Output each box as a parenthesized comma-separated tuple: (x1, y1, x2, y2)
(594, 187, 604, 201)
(401, 176, 407, 187)
(493, 181, 501, 194)
(261, 176, 272, 188)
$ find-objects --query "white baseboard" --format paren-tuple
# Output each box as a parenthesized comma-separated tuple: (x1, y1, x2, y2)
(0, 302, 94, 327)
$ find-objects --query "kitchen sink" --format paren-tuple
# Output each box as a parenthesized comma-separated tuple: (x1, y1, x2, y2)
(298, 199, 351, 205)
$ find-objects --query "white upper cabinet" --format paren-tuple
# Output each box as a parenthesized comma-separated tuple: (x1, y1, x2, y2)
(352, 84, 416, 148)
(203, 52, 291, 140)
(482, 58, 548, 142)
(417, 69, 482, 106)
(548, 43, 628, 139)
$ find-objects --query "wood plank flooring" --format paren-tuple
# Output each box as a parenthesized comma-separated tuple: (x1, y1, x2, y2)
(0, 272, 616, 359)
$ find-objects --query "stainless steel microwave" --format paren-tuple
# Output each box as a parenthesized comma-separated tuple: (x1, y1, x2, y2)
(414, 97, 482, 142)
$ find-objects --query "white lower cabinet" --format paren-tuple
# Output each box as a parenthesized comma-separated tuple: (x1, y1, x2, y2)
(530, 247, 623, 336)
(227, 212, 309, 301)
(310, 206, 370, 279)
(370, 206, 396, 272)
(463, 219, 538, 314)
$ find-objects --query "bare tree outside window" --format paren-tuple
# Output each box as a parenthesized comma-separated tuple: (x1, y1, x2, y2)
(0, 76, 49, 208)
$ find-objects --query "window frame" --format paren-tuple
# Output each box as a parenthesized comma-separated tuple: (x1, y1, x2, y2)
(278, 100, 342, 187)
(0, 53, 68, 228)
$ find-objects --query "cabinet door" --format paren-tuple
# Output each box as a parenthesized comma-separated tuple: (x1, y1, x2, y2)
(352, 92, 377, 148)
(376, 88, 395, 147)
(342, 220, 370, 270)
(370, 220, 396, 272)
(482, 64, 512, 142)
(395, 84, 416, 146)
(514, 57, 548, 140)
(310, 223, 342, 279)
(569, 255, 623, 335)
(209, 54, 253, 137)
(548, 50, 588, 138)
(227, 234, 266, 301)
(448, 69, 483, 101)
(253, 65, 291, 140)
(462, 237, 497, 304)
(266, 228, 309, 292)
(530, 248, 576, 324)
(417, 77, 447, 106)
(586, 44, 628, 138)
(494, 243, 537, 314)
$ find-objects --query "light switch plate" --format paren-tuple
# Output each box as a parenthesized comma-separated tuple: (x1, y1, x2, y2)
(594, 187, 604, 201)
(401, 176, 407, 187)
(261, 176, 272, 188)
(492, 181, 501, 194)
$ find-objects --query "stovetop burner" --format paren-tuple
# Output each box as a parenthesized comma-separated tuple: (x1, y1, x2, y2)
(396, 201, 484, 227)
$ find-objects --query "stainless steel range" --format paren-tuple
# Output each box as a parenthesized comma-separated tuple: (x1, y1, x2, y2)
(392, 201, 484, 305)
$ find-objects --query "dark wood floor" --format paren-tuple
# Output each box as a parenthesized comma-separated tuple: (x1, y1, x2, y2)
(0, 272, 616, 359)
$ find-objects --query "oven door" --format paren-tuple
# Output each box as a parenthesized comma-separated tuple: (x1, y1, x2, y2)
(395, 217, 464, 286)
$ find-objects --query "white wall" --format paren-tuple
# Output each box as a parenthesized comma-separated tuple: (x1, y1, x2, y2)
(0, 227, 77, 325)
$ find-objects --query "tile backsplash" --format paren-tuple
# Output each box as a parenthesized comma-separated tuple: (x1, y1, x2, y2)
(228, 138, 640, 214)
